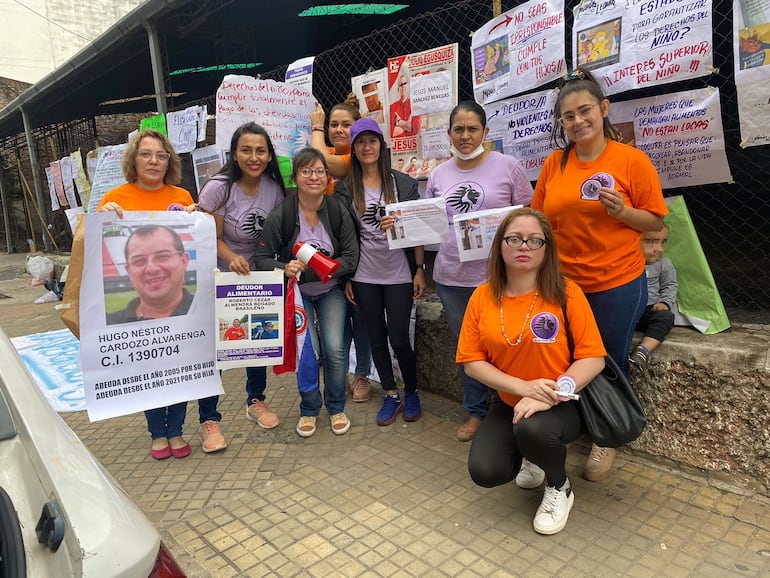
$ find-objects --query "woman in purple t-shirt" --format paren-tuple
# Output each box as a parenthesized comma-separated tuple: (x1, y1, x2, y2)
(197, 123, 286, 452)
(334, 118, 426, 427)
(426, 101, 534, 443)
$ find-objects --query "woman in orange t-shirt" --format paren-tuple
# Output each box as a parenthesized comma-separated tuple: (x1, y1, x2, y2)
(458, 208, 605, 536)
(310, 94, 374, 401)
(531, 68, 667, 481)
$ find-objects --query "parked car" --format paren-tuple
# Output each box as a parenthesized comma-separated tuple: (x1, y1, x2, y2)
(0, 327, 185, 577)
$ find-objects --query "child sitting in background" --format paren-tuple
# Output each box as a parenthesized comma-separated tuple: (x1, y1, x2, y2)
(630, 224, 677, 372)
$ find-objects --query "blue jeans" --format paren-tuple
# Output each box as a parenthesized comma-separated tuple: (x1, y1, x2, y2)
(585, 273, 648, 377)
(145, 402, 187, 440)
(198, 366, 267, 423)
(301, 284, 348, 416)
(344, 301, 372, 378)
(436, 283, 488, 419)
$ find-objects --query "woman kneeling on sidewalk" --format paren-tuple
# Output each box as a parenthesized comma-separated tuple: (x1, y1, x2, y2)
(457, 208, 605, 535)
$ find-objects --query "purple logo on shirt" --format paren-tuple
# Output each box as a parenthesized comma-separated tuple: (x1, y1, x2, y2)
(530, 312, 559, 343)
(167, 203, 185, 211)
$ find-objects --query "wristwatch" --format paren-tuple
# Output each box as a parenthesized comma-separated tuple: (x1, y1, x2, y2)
(415, 263, 425, 270)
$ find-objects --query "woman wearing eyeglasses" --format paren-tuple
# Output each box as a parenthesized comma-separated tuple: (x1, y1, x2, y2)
(458, 207, 605, 535)
(531, 68, 668, 482)
(97, 129, 196, 461)
(426, 101, 533, 443)
(255, 148, 359, 438)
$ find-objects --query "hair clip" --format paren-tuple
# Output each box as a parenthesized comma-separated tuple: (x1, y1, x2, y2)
(564, 70, 585, 81)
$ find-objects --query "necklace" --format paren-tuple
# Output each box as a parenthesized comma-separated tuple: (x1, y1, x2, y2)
(500, 291, 539, 347)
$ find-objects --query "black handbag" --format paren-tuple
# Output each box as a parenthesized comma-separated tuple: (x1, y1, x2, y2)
(561, 305, 646, 448)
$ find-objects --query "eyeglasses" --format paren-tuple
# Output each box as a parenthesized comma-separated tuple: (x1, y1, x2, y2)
(298, 167, 328, 178)
(503, 236, 546, 250)
(127, 250, 183, 268)
(137, 150, 171, 161)
(557, 103, 600, 127)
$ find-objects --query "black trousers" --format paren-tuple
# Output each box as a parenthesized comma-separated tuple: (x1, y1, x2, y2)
(352, 281, 417, 392)
(635, 305, 675, 342)
(468, 394, 583, 489)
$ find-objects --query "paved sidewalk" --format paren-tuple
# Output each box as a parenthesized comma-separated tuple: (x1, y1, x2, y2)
(2, 253, 769, 577)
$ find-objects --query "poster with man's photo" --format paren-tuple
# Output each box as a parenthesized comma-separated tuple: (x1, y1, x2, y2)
(351, 68, 390, 142)
(79, 211, 222, 421)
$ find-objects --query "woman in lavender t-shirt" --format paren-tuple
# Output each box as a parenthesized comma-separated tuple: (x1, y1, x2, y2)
(197, 123, 286, 451)
(426, 101, 534, 443)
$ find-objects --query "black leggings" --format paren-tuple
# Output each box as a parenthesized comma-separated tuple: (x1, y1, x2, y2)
(468, 395, 584, 488)
(635, 305, 675, 342)
(352, 281, 417, 392)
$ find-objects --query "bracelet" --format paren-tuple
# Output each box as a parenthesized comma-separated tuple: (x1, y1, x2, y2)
(312, 125, 325, 132)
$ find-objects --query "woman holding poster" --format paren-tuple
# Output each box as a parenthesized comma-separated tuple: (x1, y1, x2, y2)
(426, 101, 533, 444)
(334, 118, 426, 426)
(531, 68, 667, 482)
(255, 148, 359, 438)
(97, 129, 196, 461)
(197, 122, 286, 452)
(311, 94, 374, 403)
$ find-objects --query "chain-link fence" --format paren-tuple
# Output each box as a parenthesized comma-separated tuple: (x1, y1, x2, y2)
(1, 0, 767, 314)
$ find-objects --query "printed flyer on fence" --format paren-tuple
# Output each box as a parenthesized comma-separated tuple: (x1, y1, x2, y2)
(733, 0, 770, 147)
(79, 211, 222, 421)
(472, 0, 565, 104)
(215, 270, 285, 370)
(387, 43, 458, 177)
(572, 0, 713, 96)
(352, 68, 390, 140)
(609, 87, 732, 188)
(87, 143, 128, 212)
(453, 206, 522, 263)
(483, 89, 558, 181)
(385, 197, 449, 249)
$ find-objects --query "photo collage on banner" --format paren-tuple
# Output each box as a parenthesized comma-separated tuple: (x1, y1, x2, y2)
(387, 43, 459, 179)
(733, 0, 770, 147)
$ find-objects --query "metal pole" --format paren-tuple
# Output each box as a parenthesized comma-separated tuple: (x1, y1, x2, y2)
(21, 106, 52, 252)
(493, 0, 501, 17)
(0, 164, 12, 253)
(144, 21, 167, 116)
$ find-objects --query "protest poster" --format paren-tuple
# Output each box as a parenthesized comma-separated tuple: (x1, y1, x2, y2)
(215, 75, 316, 184)
(70, 150, 92, 207)
(471, 0, 566, 104)
(45, 166, 60, 211)
(285, 56, 315, 94)
(192, 145, 226, 194)
(79, 211, 222, 421)
(733, 0, 770, 147)
(215, 270, 285, 370)
(483, 89, 558, 181)
(609, 87, 732, 188)
(387, 44, 458, 177)
(87, 144, 128, 212)
(167, 105, 200, 154)
(352, 68, 389, 140)
(453, 206, 522, 262)
(140, 114, 167, 135)
(197, 105, 208, 142)
(384, 197, 450, 249)
(572, 0, 713, 96)
(59, 156, 79, 208)
(49, 161, 68, 208)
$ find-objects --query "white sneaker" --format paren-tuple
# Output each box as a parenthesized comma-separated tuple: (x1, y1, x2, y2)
(533, 480, 574, 535)
(515, 458, 546, 489)
(296, 416, 317, 438)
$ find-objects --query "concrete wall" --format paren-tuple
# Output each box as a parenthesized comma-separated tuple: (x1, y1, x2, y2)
(0, 0, 143, 83)
(415, 300, 770, 497)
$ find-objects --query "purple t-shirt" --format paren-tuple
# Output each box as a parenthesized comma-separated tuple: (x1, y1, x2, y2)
(426, 151, 533, 287)
(297, 210, 337, 297)
(353, 184, 411, 285)
(198, 175, 283, 271)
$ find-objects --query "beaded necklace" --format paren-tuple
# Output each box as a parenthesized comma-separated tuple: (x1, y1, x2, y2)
(500, 291, 539, 347)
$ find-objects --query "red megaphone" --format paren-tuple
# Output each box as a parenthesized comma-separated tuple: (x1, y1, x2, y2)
(293, 241, 340, 283)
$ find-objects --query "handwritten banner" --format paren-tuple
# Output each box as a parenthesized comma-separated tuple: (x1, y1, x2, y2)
(610, 87, 732, 188)
(215, 75, 316, 159)
(472, 0, 566, 103)
(733, 0, 770, 147)
(140, 114, 167, 135)
(573, 0, 713, 96)
(167, 106, 200, 154)
(87, 144, 127, 212)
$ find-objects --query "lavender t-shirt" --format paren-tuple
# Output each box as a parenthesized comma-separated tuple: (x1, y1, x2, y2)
(352, 184, 411, 285)
(426, 151, 533, 287)
(297, 210, 337, 297)
(198, 175, 283, 271)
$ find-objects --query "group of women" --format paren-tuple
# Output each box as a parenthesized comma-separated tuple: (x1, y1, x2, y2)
(96, 67, 667, 536)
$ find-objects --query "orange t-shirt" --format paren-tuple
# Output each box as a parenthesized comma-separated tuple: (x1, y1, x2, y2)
(96, 182, 194, 211)
(531, 140, 668, 293)
(324, 147, 351, 196)
(457, 279, 606, 409)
